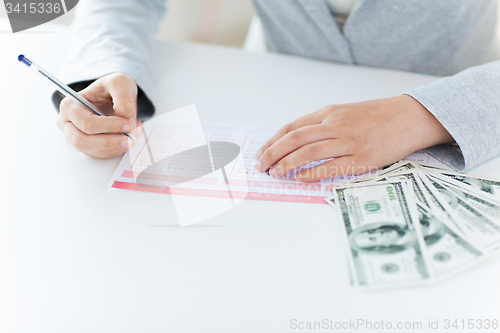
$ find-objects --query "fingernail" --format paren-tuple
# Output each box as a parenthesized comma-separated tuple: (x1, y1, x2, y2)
(255, 150, 263, 159)
(136, 125, 144, 136)
(269, 167, 278, 177)
(121, 140, 129, 148)
(122, 124, 131, 132)
(255, 162, 262, 171)
(295, 173, 303, 181)
(129, 117, 137, 128)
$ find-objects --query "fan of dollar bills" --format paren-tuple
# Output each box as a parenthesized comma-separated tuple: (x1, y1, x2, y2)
(325, 161, 500, 290)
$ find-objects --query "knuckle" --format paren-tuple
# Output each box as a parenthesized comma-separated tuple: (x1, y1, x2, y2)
(80, 119, 95, 134)
(333, 121, 353, 138)
(263, 148, 274, 162)
(280, 160, 294, 174)
(108, 73, 136, 90)
(107, 73, 122, 83)
(114, 72, 130, 80)
(114, 100, 136, 113)
(276, 158, 288, 170)
(72, 135, 86, 152)
(56, 116, 64, 129)
(104, 136, 116, 150)
(276, 163, 287, 175)
(282, 123, 293, 134)
(59, 97, 72, 110)
(308, 144, 322, 157)
(326, 104, 338, 112)
(318, 105, 333, 116)
(288, 130, 302, 144)
(323, 104, 340, 117)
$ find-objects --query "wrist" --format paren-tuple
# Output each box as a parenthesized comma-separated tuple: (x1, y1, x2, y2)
(399, 95, 454, 151)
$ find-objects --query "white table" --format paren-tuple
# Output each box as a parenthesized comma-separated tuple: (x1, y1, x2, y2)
(1, 20, 499, 333)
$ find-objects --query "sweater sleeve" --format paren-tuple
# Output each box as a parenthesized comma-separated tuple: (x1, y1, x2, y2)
(404, 60, 500, 172)
(53, 0, 167, 120)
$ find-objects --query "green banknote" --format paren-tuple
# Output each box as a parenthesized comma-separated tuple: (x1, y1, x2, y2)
(420, 174, 500, 255)
(415, 202, 486, 279)
(427, 174, 500, 221)
(418, 163, 500, 202)
(334, 181, 431, 289)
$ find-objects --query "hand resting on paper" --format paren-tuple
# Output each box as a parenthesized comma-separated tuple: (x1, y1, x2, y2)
(56, 73, 142, 159)
(255, 95, 454, 182)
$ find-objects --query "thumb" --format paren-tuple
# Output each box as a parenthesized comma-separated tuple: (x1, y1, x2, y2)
(105, 74, 139, 127)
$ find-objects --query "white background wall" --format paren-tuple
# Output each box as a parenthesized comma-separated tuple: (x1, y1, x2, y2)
(0, 0, 254, 47)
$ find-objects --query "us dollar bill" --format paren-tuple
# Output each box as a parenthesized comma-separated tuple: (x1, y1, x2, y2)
(334, 181, 432, 288)
(415, 202, 487, 279)
(427, 173, 500, 221)
(419, 174, 500, 255)
(370, 170, 473, 241)
(352, 162, 463, 223)
(428, 170, 500, 203)
(414, 163, 450, 172)
(372, 171, 431, 208)
(349, 161, 416, 185)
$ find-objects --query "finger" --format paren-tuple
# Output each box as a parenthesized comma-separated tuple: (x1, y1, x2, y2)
(268, 139, 351, 178)
(256, 124, 335, 171)
(294, 156, 378, 182)
(61, 121, 134, 153)
(256, 112, 324, 159)
(131, 121, 144, 138)
(85, 149, 128, 159)
(102, 75, 138, 125)
(60, 98, 134, 134)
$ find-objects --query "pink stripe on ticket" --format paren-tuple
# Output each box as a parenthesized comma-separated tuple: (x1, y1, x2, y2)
(111, 181, 327, 204)
(121, 170, 219, 185)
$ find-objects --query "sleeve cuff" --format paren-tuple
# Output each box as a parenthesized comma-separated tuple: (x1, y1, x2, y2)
(402, 60, 500, 172)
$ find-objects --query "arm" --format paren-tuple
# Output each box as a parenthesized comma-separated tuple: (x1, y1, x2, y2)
(256, 60, 500, 181)
(59, 0, 166, 108)
(54, 0, 167, 158)
(404, 60, 500, 172)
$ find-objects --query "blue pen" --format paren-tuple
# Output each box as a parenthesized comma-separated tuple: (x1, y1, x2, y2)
(18, 54, 139, 143)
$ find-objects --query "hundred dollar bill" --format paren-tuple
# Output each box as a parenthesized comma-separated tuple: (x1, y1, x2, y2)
(427, 173, 500, 220)
(349, 161, 415, 185)
(334, 181, 432, 288)
(353, 162, 454, 215)
(399, 172, 469, 238)
(373, 172, 430, 207)
(415, 202, 487, 279)
(414, 163, 450, 172)
(371, 170, 471, 239)
(347, 161, 461, 220)
(381, 161, 418, 174)
(428, 169, 500, 203)
(420, 174, 500, 254)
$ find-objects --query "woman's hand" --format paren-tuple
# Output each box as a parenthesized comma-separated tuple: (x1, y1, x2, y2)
(56, 73, 142, 159)
(255, 95, 454, 182)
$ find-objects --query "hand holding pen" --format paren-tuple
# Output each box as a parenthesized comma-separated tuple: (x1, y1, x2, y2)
(19, 55, 142, 159)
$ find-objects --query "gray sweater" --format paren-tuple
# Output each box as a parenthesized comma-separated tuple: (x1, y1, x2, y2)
(59, 0, 500, 172)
